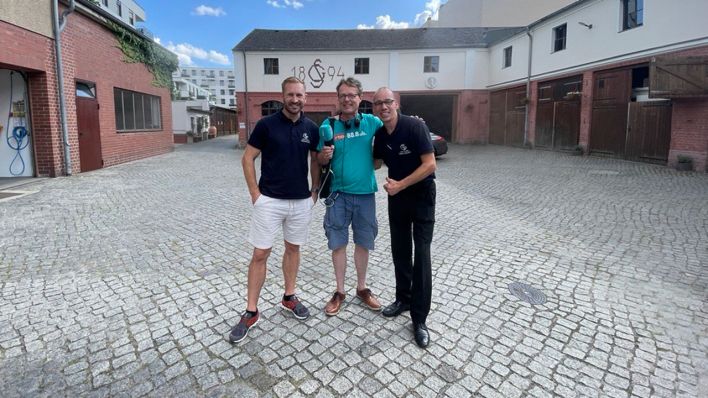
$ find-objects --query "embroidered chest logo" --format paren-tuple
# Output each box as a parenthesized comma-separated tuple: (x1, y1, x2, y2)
(398, 144, 411, 155)
(300, 132, 310, 144)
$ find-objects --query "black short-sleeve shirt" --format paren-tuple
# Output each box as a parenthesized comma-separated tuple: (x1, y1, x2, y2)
(248, 111, 319, 199)
(373, 114, 435, 183)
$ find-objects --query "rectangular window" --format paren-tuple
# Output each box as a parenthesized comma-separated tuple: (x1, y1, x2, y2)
(503, 46, 512, 68)
(129, 11, 134, 25)
(191, 70, 196, 76)
(354, 58, 369, 74)
(114, 88, 162, 132)
(424, 56, 439, 73)
(230, 99, 235, 106)
(229, 89, 234, 95)
(622, 0, 643, 30)
(264, 58, 279, 75)
(220, 80, 225, 86)
(221, 99, 226, 104)
(116, 0, 122, 17)
(553, 24, 567, 52)
(219, 70, 224, 77)
(102, 0, 108, 6)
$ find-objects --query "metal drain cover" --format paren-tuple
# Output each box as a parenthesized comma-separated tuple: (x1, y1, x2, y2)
(508, 282, 546, 305)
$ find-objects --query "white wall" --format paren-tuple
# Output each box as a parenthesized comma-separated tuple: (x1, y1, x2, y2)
(488, 0, 708, 87)
(0, 70, 34, 177)
(426, 0, 574, 28)
(487, 35, 531, 89)
(238, 48, 490, 92)
(396, 50, 468, 91)
(171, 100, 209, 134)
(240, 52, 390, 93)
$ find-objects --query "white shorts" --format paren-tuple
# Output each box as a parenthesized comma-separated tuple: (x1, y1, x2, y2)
(248, 194, 314, 249)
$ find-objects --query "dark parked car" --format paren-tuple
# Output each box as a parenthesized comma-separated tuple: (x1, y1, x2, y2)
(430, 133, 448, 157)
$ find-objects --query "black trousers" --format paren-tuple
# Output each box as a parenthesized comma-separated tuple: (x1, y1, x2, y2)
(387, 179, 435, 325)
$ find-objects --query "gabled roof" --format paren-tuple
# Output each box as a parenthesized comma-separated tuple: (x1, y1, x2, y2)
(233, 27, 525, 52)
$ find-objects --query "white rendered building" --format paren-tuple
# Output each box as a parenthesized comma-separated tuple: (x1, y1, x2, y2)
(172, 67, 237, 109)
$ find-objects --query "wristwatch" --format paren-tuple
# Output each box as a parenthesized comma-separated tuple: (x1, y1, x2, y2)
(310, 187, 319, 193)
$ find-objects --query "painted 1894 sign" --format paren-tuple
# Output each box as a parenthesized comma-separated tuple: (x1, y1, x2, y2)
(291, 59, 345, 89)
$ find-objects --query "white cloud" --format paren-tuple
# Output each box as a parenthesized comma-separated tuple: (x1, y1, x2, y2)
(165, 42, 231, 66)
(193, 5, 226, 16)
(358, 0, 442, 30)
(266, 0, 304, 10)
(413, 0, 441, 26)
(357, 15, 409, 30)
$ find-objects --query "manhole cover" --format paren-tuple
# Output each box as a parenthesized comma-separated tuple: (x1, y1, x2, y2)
(508, 282, 546, 305)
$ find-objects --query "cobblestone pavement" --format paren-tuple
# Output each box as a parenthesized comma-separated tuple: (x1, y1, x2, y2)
(1, 136, 706, 397)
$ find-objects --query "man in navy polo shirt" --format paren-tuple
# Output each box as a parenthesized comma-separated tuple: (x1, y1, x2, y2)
(373, 87, 437, 348)
(230, 77, 320, 344)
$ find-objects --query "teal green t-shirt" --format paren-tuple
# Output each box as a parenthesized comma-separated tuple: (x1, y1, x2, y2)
(318, 113, 383, 194)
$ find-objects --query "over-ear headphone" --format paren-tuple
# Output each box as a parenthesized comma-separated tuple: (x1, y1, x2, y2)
(341, 113, 361, 129)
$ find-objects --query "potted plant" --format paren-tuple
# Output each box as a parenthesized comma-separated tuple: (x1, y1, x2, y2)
(676, 155, 693, 171)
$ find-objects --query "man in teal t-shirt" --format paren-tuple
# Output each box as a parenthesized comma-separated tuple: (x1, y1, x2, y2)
(317, 77, 383, 317)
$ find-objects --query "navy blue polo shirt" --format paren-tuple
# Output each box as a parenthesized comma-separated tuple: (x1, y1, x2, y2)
(373, 114, 435, 183)
(248, 111, 319, 199)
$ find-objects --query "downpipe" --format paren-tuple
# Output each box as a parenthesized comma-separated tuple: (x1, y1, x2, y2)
(523, 27, 533, 147)
(52, 0, 75, 175)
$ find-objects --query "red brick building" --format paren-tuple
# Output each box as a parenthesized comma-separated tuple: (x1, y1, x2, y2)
(0, 0, 175, 178)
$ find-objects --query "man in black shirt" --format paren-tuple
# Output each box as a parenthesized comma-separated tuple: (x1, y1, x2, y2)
(373, 87, 437, 348)
(230, 77, 320, 344)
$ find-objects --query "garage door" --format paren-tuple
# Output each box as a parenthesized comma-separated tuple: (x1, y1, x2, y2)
(535, 76, 582, 151)
(488, 86, 526, 147)
(399, 94, 455, 141)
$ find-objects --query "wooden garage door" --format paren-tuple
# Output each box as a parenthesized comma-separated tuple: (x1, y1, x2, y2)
(489, 86, 526, 146)
(590, 69, 631, 156)
(535, 76, 582, 150)
(626, 101, 672, 163)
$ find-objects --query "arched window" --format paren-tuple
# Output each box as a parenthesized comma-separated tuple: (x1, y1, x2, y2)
(261, 101, 283, 116)
(358, 100, 373, 114)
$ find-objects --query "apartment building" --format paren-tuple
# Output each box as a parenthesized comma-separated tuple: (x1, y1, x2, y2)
(172, 67, 237, 109)
(95, 0, 145, 28)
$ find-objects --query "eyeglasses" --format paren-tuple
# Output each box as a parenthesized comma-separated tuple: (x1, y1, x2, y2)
(338, 93, 359, 100)
(373, 99, 395, 106)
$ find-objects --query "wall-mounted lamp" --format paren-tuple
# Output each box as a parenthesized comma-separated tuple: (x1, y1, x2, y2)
(578, 21, 593, 29)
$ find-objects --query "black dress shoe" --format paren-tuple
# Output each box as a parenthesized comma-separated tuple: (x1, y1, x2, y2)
(414, 323, 430, 348)
(382, 301, 410, 317)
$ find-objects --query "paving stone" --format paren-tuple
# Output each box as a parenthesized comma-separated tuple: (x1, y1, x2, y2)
(1, 138, 706, 397)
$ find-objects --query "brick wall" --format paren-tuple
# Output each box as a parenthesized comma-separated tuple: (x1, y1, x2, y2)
(2, 10, 174, 176)
(669, 98, 708, 172)
(63, 10, 173, 170)
(456, 90, 490, 144)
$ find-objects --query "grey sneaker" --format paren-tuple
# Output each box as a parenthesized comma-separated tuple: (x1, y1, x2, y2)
(229, 311, 260, 344)
(281, 295, 310, 320)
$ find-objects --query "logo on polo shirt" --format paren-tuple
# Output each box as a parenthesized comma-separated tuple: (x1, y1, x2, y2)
(399, 144, 411, 155)
(300, 132, 310, 144)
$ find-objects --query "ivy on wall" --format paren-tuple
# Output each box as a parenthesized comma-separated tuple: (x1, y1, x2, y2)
(106, 21, 178, 88)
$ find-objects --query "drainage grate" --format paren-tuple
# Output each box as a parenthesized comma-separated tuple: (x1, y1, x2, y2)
(508, 282, 546, 305)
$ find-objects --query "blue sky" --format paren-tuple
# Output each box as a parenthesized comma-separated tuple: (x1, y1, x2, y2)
(140, 0, 444, 67)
